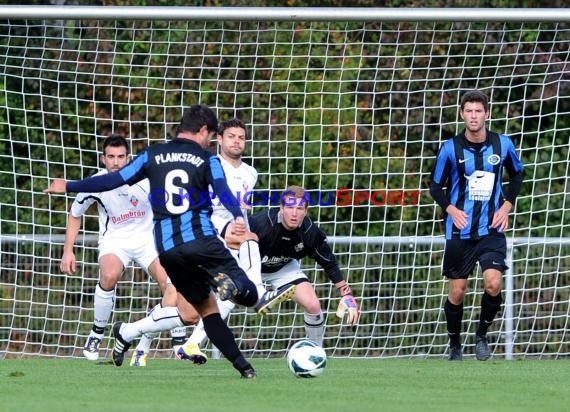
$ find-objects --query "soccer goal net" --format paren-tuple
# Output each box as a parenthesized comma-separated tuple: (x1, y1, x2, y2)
(1, 6, 569, 360)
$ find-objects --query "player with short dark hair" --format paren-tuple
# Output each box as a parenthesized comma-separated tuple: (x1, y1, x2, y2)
(60, 134, 197, 363)
(429, 89, 524, 361)
(45, 104, 259, 378)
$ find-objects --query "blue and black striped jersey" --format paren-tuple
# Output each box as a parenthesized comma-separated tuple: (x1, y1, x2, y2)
(429, 130, 524, 240)
(67, 138, 243, 254)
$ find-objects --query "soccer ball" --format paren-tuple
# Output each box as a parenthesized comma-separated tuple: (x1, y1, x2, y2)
(286, 340, 327, 378)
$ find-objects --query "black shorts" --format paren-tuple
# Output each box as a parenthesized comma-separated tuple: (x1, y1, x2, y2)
(159, 235, 248, 305)
(442, 231, 508, 279)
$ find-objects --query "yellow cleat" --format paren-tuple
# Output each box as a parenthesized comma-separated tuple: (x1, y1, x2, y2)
(176, 343, 208, 365)
(130, 350, 148, 367)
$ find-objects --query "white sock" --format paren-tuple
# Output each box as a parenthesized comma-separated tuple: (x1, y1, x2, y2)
(121, 306, 183, 342)
(93, 283, 115, 330)
(304, 311, 325, 346)
(239, 240, 266, 298)
(217, 298, 236, 320)
(185, 320, 208, 347)
(135, 333, 155, 353)
(87, 330, 103, 340)
(186, 299, 235, 347)
(135, 304, 160, 352)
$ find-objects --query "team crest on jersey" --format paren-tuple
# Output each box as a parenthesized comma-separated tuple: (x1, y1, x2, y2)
(130, 196, 139, 207)
(487, 154, 501, 165)
(294, 242, 304, 252)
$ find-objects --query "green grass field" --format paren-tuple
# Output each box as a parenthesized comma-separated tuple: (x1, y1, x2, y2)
(2, 357, 568, 412)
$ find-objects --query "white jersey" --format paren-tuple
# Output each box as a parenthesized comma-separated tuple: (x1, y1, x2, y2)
(210, 155, 258, 231)
(70, 169, 154, 243)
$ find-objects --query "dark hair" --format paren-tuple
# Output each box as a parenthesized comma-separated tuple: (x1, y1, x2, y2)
(218, 118, 247, 137)
(460, 90, 489, 112)
(177, 104, 218, 135)
(102, 134, 129, 155)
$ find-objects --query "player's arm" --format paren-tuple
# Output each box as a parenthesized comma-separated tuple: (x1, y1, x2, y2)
(44, 171, 126, 194)
(491, 140, 524, 230)
(60, 214, 81, 275)
(44, 152, 147, 194)
(225, 167, 259, 246)
(428, 143, 452, 210)
(60, 191, 98, 274)
(428, 144, 469, 229)
(208, 155, 244, 227)
(312, 231, 360, 325)
(502, 140, 524, 205)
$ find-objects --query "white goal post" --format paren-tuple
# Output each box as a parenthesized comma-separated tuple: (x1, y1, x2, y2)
(1, 6, 569, 360)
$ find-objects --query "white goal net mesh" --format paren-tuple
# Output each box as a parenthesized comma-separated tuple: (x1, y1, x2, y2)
(1, 10, 569, 359)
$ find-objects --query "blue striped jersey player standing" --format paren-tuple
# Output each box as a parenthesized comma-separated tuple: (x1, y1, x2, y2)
(429, 90, 524, 361)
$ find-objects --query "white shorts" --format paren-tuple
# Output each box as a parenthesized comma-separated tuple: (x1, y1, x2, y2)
(98, 234, 158, 273)
(262, 259, 308, 289)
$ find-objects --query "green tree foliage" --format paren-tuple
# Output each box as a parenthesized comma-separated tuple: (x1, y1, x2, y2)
(0, 4, 568, 239)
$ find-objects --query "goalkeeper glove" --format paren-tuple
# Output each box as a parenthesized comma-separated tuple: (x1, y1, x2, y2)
(335, 284, 360, 325)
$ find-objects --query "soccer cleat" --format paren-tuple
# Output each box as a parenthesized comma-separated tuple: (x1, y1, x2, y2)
(254, 284, 297, 315)
(83, 335, 102, 361)
(214, 273, 238, 301)
(176, 343, 208, 365)
(240, 368, 257, 379)
(448, 345, 463, 361)
(475, 335, 491, 361)
(130, 350, 148, 367)
(111, 322, 131, 367)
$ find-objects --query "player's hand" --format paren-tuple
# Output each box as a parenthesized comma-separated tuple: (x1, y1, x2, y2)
(232, 216, 246, 236)
(490, 201, 512, 232)
(446, 205, 468, 229)
(60, 252, 77, 275)
(43, 178, 67, 194)
(335, 284, 360, 325)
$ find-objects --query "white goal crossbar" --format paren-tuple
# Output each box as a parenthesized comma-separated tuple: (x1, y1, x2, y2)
(0, 6, 569, 22)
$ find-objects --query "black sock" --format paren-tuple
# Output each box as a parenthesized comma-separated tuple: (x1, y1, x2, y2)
(476, 292, 502, 337)
(444, 299, 463, 347)
(202, 313, 252, 373)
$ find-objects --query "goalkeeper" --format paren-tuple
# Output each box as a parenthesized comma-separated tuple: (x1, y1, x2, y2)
(252, 185, 359, 345)
(240, 186, 359, 346)
(178, 185, 359, 353)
